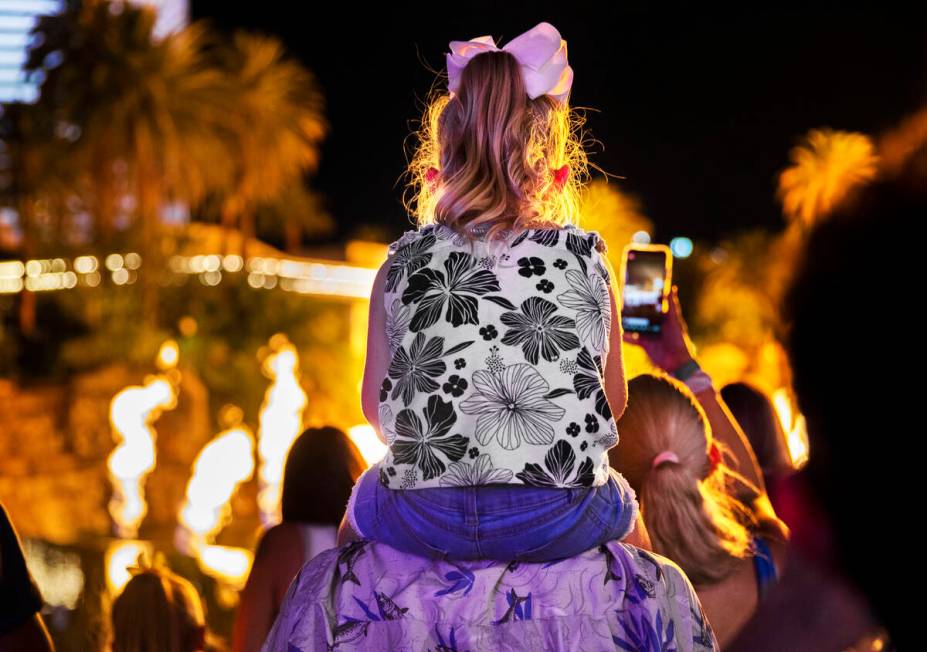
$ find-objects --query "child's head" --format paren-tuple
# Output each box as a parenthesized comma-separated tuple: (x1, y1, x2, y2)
(110, 567, 206, 652)
(610, 373, 757, 585)
(405, 23, 592, 242)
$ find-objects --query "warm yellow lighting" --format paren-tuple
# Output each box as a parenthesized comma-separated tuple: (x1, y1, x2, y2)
(22, 539, 85, 609)
(105, 254, 125, 272)
(75, 255, 99, 273)
(778, 128, 878, 228)
(178, 425, 255, 541)
(0, 260, 25, 278)
(223, 255, 243, 272)
(105, 540, 152, 596)
(124, 253, 142, 270)
(348, 424, 388, 467)
(25, 260, 43, 277)
(257, 335, 307, 526)
(107, 342, 180, 538)
(203, 255, 221, 273)
(157, 340, 179, 370)
(112, 268, 129, 285)
(772, 388, 810, 469)
(178, 316, 198, 337)
(0, 278, 24, 293)
(194, 544, 253, 591)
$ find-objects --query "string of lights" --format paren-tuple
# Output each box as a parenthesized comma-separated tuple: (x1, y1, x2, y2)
(0, 253, 379, 298)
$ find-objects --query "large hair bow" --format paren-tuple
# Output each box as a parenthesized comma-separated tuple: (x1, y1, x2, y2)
(446, 21, 574, 104)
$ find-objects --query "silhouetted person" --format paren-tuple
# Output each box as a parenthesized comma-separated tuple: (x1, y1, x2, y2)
(232, 426, 365, 652)
(0, 502, 54, 651)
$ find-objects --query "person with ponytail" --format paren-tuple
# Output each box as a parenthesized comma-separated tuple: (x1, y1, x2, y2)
(613, 289, 789, 648)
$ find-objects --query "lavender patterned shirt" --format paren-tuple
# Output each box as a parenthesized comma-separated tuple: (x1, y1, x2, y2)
(377, 223, 619, 490)
(261, 539, 718, 651)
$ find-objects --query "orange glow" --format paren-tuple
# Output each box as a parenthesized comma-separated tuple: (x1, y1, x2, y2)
(194, 543, 253, 590)
(178, 425, 255, 541)
(772, 388, 810, 469)
(257, 335, 308, 525)
(778, 128, 878, 228)
(348, 424, 387, 467)
(105, 540, 153, 596)
(107, 357, 178, 538)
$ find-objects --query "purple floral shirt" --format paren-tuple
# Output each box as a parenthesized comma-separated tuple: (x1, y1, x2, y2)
(262, 539, 718, 651)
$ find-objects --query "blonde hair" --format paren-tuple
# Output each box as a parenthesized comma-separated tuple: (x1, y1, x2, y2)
(610, 373, 756, 585)
(403, 49, 594, 243)
(110, 568, 205, 652)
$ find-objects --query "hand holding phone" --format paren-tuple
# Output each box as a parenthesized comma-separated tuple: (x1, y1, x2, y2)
(619, 244, 673, 334)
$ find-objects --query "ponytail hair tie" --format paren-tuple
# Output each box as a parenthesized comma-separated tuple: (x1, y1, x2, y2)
(651, 450, 680, 470)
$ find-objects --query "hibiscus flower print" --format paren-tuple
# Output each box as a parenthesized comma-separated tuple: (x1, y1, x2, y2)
(402, 251, 501, 331)
(573, 347, 613, 420)
(515, 439, 595, 487)
(388, 332, 474, 406)
(459, 363, 566, 450)
(386, 298, 412, 354)
(556, 269, 611, 354)
(385, 233, 436, 292)
(392, 395, 469, 481)
(378, 403, 396, 445)
(439, 454, 514, 486)
(500, 297, 580, 364)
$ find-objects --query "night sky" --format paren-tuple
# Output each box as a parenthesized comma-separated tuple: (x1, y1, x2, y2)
(190, 3, 927, 246)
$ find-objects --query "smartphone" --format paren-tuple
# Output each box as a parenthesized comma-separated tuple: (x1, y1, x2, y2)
(620, 244, 673, 334)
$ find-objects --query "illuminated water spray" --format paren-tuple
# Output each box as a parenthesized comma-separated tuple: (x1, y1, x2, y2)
(107, 340, 180, 538)
(176, 406, 255, 589)
(257, 334, 307, 526)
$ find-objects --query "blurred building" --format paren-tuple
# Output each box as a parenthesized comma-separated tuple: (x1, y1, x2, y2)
(0, 0, 188, 104)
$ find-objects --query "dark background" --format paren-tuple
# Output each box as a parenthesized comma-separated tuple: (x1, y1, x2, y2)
(190, 2, 927, 245)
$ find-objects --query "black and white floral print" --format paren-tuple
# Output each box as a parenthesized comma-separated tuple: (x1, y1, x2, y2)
(386, 233, 436, 292)
(392, 395, 469, 481)
(380, 224, 619, 489)
(459, 363, 566, 450)
(387, 332, 473, 406)
(515, 439, 595, 488)
(500, 297, 580, 364)
(402, 251, 501, 331)
(439, 454, 514, 486)
(386, 298, 412, 354)
(573, 347, 613, 420)
(556, 269, 611, 355)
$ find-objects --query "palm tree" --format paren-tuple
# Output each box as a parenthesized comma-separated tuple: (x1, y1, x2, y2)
(211, 32, 329, 258)
(26, 0, 235, 323)
(777, 128, 879, 230)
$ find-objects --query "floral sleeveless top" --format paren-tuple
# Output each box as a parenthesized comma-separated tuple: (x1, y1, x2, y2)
(377, 222, 619, 490)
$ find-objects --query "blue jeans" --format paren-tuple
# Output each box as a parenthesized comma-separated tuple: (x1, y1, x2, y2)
(350, 464, 639, 562)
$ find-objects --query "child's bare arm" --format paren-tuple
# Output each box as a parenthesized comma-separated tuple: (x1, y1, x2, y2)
(361, 261, 392, 443)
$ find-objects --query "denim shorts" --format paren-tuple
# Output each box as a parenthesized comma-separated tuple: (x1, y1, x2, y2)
(349, 463, 639, 562)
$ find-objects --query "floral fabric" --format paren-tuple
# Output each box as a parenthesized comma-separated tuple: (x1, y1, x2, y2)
(378, 223, 619, 490)
(261, 539, 719, 651)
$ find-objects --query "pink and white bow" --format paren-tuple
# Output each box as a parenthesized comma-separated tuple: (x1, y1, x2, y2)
(446, 21, 574, 104)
